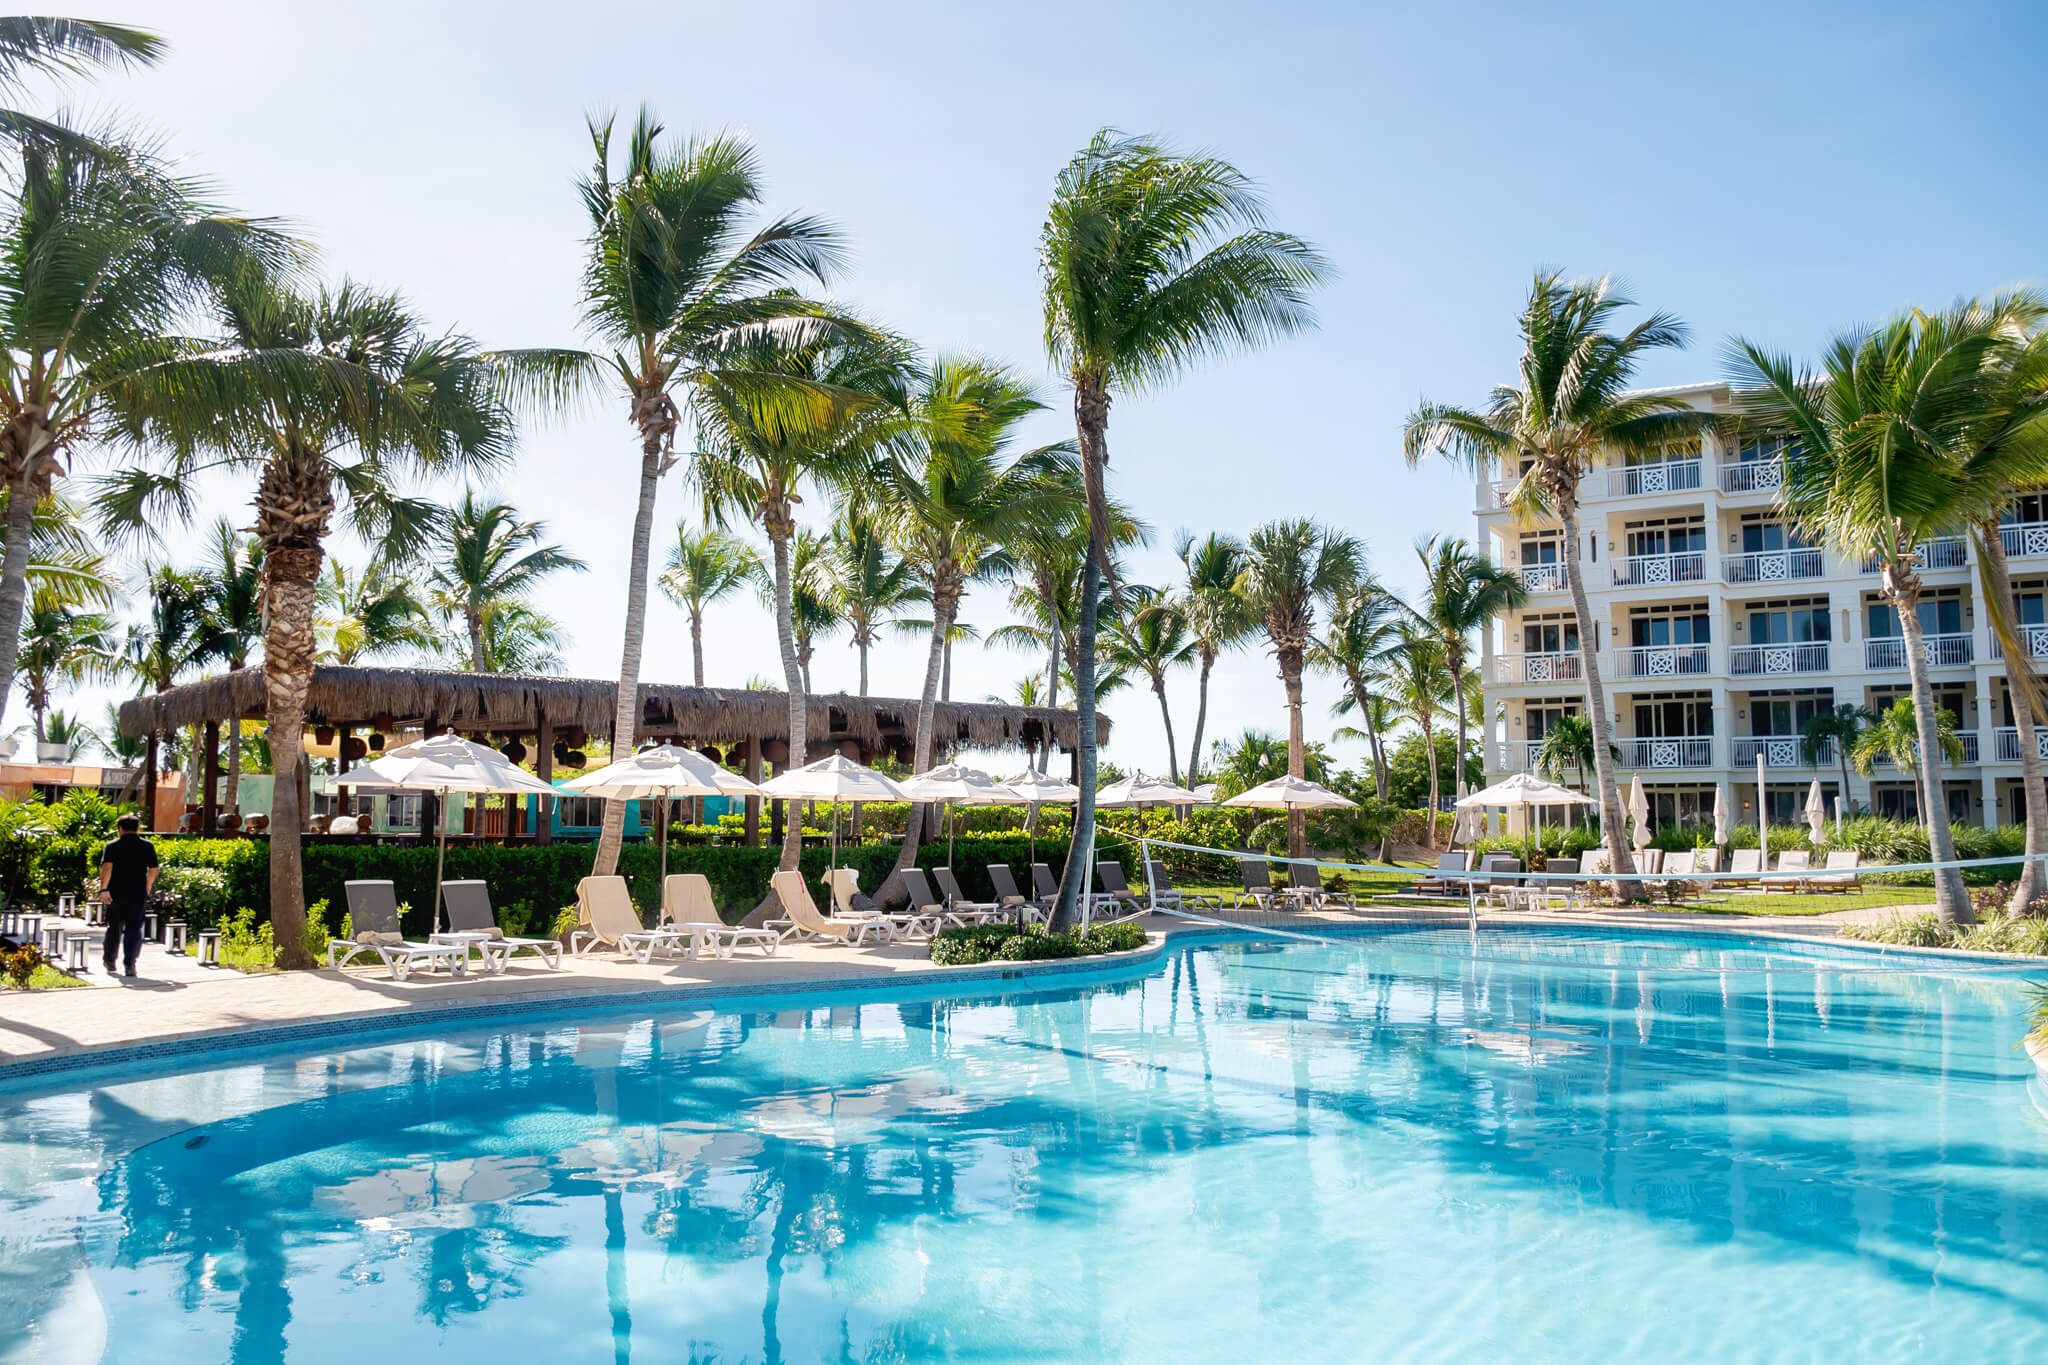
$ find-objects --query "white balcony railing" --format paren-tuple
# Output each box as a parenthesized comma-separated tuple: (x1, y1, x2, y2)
(2002, 522, 2048, 558)
(1615, 644, 1711, 678)
(1723, 548, 1824, 584)
(1495, 740, 1544, 772)
(1488, 479, 1520, 508)
(1618, 736, 1714, 768)
(1493, 652, 1582, 684)
(1514, 562, 1565, 592)
(1606, 461, 1703, 497)
(1995, 727, 2048, 763)
(1611, 552, 1707, 587)
(1730, 642, 1830, 676)
(1862, 537, 1968, 573)
(1732, 736, 1832, 768)
(1720, 458, 1784, 494)
(1870, 731, 1980, 766)
(1863, 633, 1973, 669)
(1991, 624, 2048, 662)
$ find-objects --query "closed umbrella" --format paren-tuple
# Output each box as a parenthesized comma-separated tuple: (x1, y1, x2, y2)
(1805, 779, 1827, 843)
(346, 733, 561, 925)
(565, 744, 762, 883)
(758, 754, 909, 877)
(1713, 783, 1730, 849)
(899, 764, 1018, 870)
(1628, 775, 1651, 852)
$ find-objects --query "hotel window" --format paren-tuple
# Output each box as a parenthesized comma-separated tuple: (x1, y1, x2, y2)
(386, 795, 422, 830)
(1738, 513, 1815, 554)
(1746, 598, 1830, 644)
(1865, 588, 1963, 638)
(1622, 516, 1706, 558)
(1750, 689, 1833, 736)
(1524, 703, 1579, 739)
(2013, 581, 2048, 625)
(1625, 437, 1701, 467)
(1518, 535, 1561, 567)
(1737, 434, 1795, 463)
(1628, 602, 1710, 648)
(2005, 492, 2048, 525)
(1869, 683, 1968, 726)
(1520, 613, 1578, 655)
(1631, 692, 1714, 738)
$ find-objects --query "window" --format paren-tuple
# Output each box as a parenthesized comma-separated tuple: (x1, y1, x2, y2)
(1521, 613, 1579, 654)
(1746, 598, 1830, 644)
(1738, 514, 1815, 554)
(2005, 493, 2048, 525)
(386, 795, 422, 830)
(2014, 582, 2047, 626)
(1869, 683, 1968, 726)
(1738, 434, 1794, 463)
(1623, 516, 1706, 558)
(1628, 603, 1711, 648)
(1518, 536, 1561, 566)
(1626, 438, 1701, 467)
(1640, 784, 1720, 829)
(1750, 689, 1833, 737)
(1524, 703, 1579, 739)
(1631, 692, 1713, 738)
(1762, 783, 1840, 825)
(1865, 589, 1963, 637)
(555, 795, 609, 829)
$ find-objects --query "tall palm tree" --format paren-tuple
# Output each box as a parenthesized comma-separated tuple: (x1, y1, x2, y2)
(1384, 623, 1457, 850)
(317, 559, 432, 664)
(0, 131, 291, 737)
(123, 565, 206, 829)
(658, 524, 763, 687)
(0, 16, 160, 154)
(1100, 586, 1194, 784)
(425, 490, 585, 672)
(0, 489, 115, 609)
(864, 357, 1078, 887)
(1237, 519, 1362, 857)
(1311, 580, 1402, 804)
(452, 601, 569, 675)
(15, 593, 115, 742)
(1405, 272, 1714, 898)
(819, 507, 922, 696)
(106, 276, 515, 966)
(508, 110, 862, 878)
(1534, 712, 1616, 828)
(1727, 302, 2035, 923)
(37, 704, 98, 760)
(1175, 530, 1253, 783)
(196, 519, 262, 811)
(1039, 129, 1329, 929)
(1800, 703, 1873, 818)
(995, 501, 1146, 752)
(1409, 535, 1525, 800)
(1851, 698, 1965, 779)
(750, 524, 838, 694)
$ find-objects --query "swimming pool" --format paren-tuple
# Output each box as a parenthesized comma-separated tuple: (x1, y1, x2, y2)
(4, 925, 2046, 1362)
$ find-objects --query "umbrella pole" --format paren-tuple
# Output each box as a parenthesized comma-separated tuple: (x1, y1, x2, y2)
(660, 795, 669, 883)
(434, 792, 449, 932)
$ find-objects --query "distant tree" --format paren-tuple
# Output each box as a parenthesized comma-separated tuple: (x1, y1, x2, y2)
(1801, 704, 1874, 815)
(818, 509, 921, 696)
(426, 490, 584, 673)
(658, 525, 763, 688)
(1851, 698, 1964, 778)
(1408, 535, 1525, 798)
(1174, 530, 1253, 783)
(1386, 730, 1481, 813)
(1099, 586, 1194, 785)
(318, 560, 433, 665)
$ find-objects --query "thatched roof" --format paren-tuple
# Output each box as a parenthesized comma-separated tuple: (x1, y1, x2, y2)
(116, 665, 1106, 758)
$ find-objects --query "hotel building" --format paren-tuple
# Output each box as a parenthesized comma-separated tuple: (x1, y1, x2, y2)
(1475, 381, 2048, 830)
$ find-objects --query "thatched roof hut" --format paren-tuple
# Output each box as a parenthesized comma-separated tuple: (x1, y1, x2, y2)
(117, 665, 1105, 767)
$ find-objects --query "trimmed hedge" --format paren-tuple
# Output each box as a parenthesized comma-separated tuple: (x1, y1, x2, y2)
(928, 921, 1147, 966)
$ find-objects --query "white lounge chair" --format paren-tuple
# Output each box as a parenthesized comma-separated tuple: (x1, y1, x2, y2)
(1761, 850, 1812, 892)
(765, 870, 897, 945)
(661, 874, 780, 958)
(572, 875, 688, 961)
(1413, 852, 1475, 895)
(435, 879, 562, 970)
(1725, 848, 1764, 884)
(1805, 850, 1861, 892)
(331, 879, 470, 980)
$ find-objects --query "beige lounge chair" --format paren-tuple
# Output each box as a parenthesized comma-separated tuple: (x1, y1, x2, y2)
(1696, 848, 1723, 875)
(572, 875, 687, 961)
(1725, 848, 1763, 884)
(662, 873, 780, 957)
(1582, 848, 1613, 877)
(1761, 850, 1812, 892)
(828, 866, 864, 916)
(765, 870, 896, 945)
(1476, 855, 1523, 907)
(1805, 850, 1861, 892)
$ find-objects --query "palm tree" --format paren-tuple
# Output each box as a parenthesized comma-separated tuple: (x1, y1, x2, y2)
(819, 508, 922, 696)
(1384, 623, 1458, 849)
(37, 704, 99, 760)
(1727, 303, 2028, 922)
(195, 519, 262, 811)
(750, 525, 838, 694)
(994, 501, 1145, 747)
(0, 489, 115, 609)
(1405, 272, 1714, 897)
(1801, 704, 1873, 816)
(15, 594, 115, 742)
(508, 110, 863, 878)
(658, 524, 763, 687)
(1409, 535, 1525, 800)
(1311, 580, 1401, 805)
(0, 16, 160, 154)
(123, 565, 207, 829)
(1175, 531, 1253, 783)
(1039, 129, 1330, 929)
(1535, 713, 1619, 829)
(107, 276, 514, 967)
(1100, 587, 1195, 784)
(456, 601, 569, 675)
(1236, 518, 1362, 858)
(864, 357, 1078, 887)
(1852, 698, 1965, 780)
(426, 490, 585, 672)
(318, 559, 433, 664)
(1210, 728, 1331, 797)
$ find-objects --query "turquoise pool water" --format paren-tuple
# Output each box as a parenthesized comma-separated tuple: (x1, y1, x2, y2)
(4, 926, 2048, 1362)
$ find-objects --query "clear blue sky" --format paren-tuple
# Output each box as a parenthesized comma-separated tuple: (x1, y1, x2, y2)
(61, 0, 2048, 774)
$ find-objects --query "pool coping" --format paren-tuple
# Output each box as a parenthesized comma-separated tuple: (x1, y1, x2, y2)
(6, 911, 2045, 1092)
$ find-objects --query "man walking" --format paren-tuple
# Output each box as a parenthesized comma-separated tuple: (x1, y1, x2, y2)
(99, 814, 160, 978)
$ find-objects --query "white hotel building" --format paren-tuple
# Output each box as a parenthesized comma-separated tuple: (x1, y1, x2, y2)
(1475, 381, 2048, 831)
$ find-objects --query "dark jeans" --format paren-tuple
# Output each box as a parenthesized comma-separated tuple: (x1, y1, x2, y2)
(104, 898, 144, 971)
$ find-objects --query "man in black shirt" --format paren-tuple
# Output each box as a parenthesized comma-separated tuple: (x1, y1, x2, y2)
(98, 814, 160, 978)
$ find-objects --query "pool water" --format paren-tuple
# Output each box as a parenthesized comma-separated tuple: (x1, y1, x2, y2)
(5, 926, 2048, 1363)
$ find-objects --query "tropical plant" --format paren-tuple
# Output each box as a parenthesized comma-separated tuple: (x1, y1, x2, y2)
(1405, 272, 1714, 896)
(818, 508, 922, 697)
(98, 700, 141, 765)
(1382, 623, 1457, 848)
(192, 518, 263, 810)
(1727, 301, 2033, 922)
(1100, 586, 1194, 784)
(750, 524, 838, 693)
(36, 704, 98, 759)
(1175, 530, 1253, 783)
(1409, 535, 1524, 799)
(658, 524, 763, 687)
(425, 489, 584, 672)
(0, 16, 161, 155)
(121, 565, 207, 828)
(1311, 579, 1400, 804)
(455, 601, 569, 674)
(0, 489, 114, 609)
(317, 559, 433, 664)
(1236, 518, 1361, 856)
(1038, 129, 1329, 928)
(1801, 704, 1873, 815)
(1851, 698, 1965, 779)
(1209, 728, 1329, 799)
(14, 595, 114, 743)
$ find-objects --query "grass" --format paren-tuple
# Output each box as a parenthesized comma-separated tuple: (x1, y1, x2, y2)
(16, 964, 86, 989)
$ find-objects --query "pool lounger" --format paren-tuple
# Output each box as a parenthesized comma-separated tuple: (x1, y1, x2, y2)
(331, 880, 471, 981)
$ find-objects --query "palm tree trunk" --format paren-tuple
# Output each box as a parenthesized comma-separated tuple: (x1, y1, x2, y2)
(30, 693, 45, 745)
(1447, 643, 1470, 800)
(857, 636, 868, 696)
(593, 439, 664, 878)
(1421, 717, 1439, 851)
(261, 536, 325, 970)
(1558, 499, 1642, 900)
(941, 635, 952, 702)
(0, 469, 41, 738)
(880, 575, 954, 899)
(689, 607, 705, 688)
(468, 609, 488, 672)
(1887, 566, 1970, 922)
(1153, 675, 1181, 786)
(1978, 524, 2047, 909)
(1186, 648, 1214, 784)
(1052, 378, 1109, 934)
(225, 723, 242, 813)
(1037, 626, 1059, 775)
(769, 521, 806, 873)
(1282, 650, 1307, 858)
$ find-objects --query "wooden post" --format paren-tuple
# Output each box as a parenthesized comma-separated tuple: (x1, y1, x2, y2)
(201, 720, 220, 836)
(335, 729, 351, 826)
(535, 711, 554, 847)
(745, 737, 763, 847)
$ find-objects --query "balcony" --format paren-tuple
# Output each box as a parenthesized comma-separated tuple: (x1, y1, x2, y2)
(1615, 644, 1711, 679)
(1732, 736, 1832, 768)
(1863, 633, 1973, 670)
(1995, 727, 2048, 763)
(1722, 547, 1824, 585)
(1493, 652, 1582, 684)
(1495, 740, 1543, 772)
(1720, 458, 1784, 494)
(2002, 521, 2048, 558)
(1606, 461, 1703, 498)
(1991, 624, 2048, 662)
(1611, 552, 1707, 587)
(1513, 562, 1566, 593)
(1730, 642, 1830, 676)
(1870, 731, 1980, 766)
(1487, 478, 1520, 509)
(1618, 736, 1714, 768)
(1862, 537, 1967, 573)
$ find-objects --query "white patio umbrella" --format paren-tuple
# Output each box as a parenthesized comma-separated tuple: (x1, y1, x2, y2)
(1628, 775, 1651, 852)
(1096, 771, 1204, 808)
(757, 754, 909, 876)
(345, 733, 561, 926)
(899, 764, 1018, 869)
(1001, 768, 1081, 863)
(1221, 775, 1357, 811)
(1713, 783, 1730, 848)
(564, 744, 763, 883)
(1457, 772, 1592, 848)
(1805, 778, 1827, 842)
(1191, 783, 1218, 804)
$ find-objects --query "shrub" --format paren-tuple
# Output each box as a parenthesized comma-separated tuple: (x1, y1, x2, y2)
(1841, 914, 1952, 948)
(153, 865, 233, 929)
(927, 921, 1148, 967)
(1080, 922, 1146, 954)
(3, 944, 45, 988)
